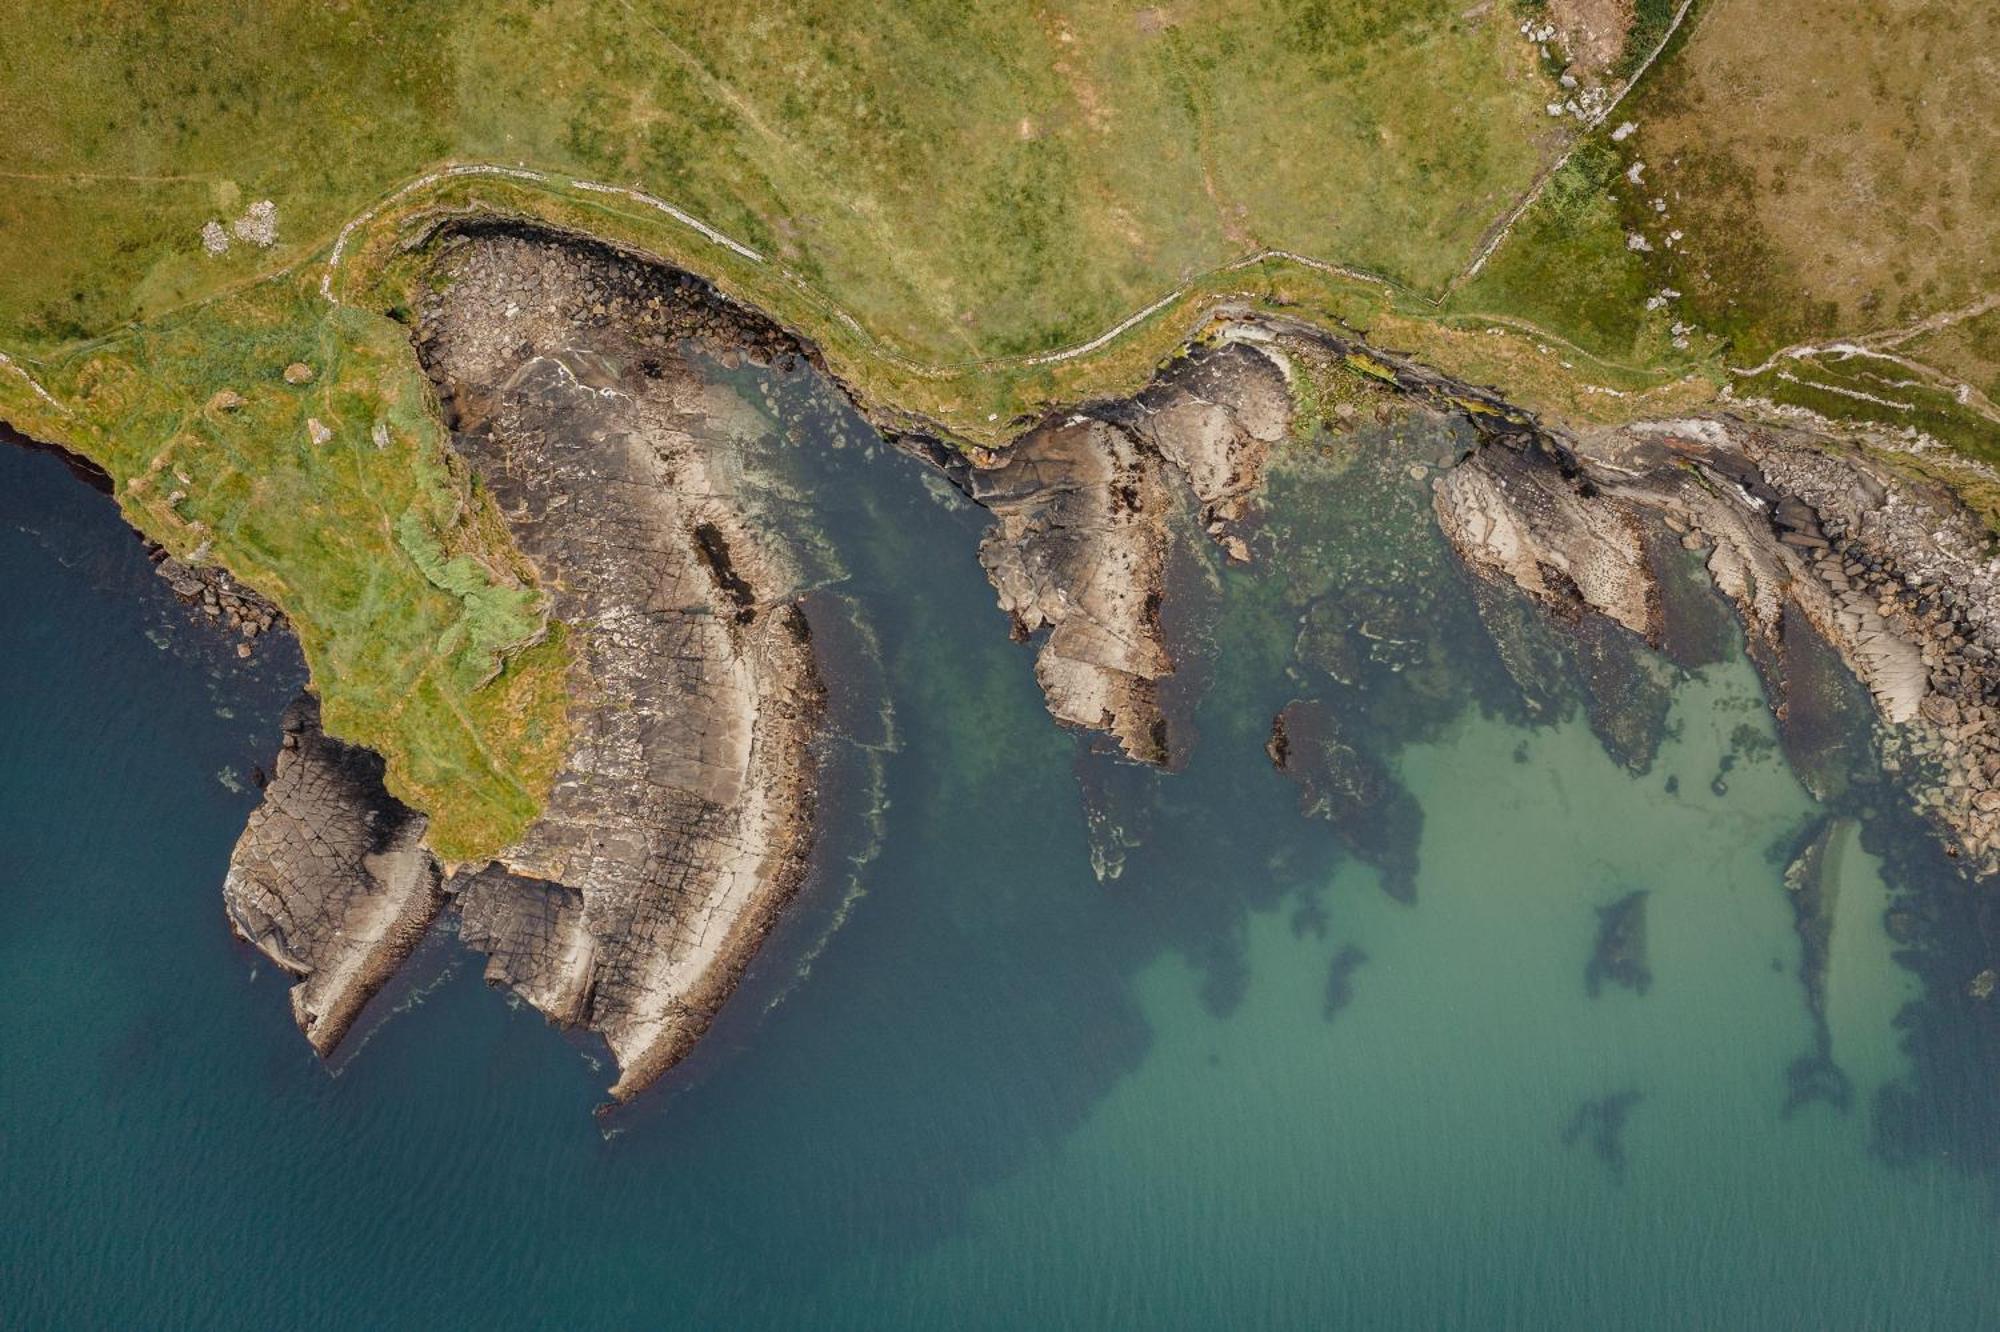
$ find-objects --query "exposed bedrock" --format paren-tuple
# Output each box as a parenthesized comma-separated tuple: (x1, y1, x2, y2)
(1434, 417, 2000, 874)
(416, 234, 827, 1101)
(964, 340, 1291, 765)
(223, 695, 443, 1056)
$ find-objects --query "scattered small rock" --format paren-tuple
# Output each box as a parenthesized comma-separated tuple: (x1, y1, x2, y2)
(283, 362, 316, 385)
(230, 199, 279, 248)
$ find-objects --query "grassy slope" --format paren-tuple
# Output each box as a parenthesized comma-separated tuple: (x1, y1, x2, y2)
(1465, 0, 2000, 373)
(1, 0, 1553, 358)
(13, 276, 569, 861)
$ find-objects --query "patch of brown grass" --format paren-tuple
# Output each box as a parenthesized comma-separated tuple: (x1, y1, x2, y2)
(1626, 0, 2000, 360)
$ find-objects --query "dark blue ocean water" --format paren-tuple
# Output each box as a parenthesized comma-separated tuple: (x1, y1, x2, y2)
(3, 367, 1997, 1329)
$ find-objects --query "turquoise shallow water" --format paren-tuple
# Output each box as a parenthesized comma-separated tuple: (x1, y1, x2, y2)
(2, 365, 1997, 1329)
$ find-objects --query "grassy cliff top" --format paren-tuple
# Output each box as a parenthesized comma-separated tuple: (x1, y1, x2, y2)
(3, 0, 1994, 858)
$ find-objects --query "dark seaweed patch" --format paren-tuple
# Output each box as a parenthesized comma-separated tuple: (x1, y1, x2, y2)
(1561, 1089, 1645, 1181)
(1586, 890, 1652, 998)
(693, 521, 758, 622)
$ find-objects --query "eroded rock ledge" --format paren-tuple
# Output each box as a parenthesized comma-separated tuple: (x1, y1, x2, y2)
(420, 234, 825, 1100)
(1435, 416, 2000, 873)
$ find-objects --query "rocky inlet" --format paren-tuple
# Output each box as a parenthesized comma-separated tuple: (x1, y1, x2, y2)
(213, 230, 2000, 1102)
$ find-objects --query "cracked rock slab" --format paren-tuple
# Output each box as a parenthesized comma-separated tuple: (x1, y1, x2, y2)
(418, 232, 827, 1100)
(223, 695, 443, 1055)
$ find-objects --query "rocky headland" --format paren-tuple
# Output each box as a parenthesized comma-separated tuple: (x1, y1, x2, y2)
(947, 339, 1292, 766)
(223, 229, 831, 1101)
(421, 232, 828, 1099)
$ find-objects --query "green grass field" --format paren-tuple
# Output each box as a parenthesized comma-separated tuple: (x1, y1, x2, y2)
(1, 0, 1556, 359)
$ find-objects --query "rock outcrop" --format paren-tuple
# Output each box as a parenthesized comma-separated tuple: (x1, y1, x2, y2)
(223, 696, 443, 1055)
(224, 230, 829, 1100)
(1434, 416, 2000, 875)
(417, 233, 827, 1100)
(151, 550, 285, 657)
(963, 339, 1291, 764)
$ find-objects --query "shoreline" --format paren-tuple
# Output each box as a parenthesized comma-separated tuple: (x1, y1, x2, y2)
(9, 213, 2000, 1104)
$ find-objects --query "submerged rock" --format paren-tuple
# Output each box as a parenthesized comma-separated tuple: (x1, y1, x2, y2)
(1586, 889, 1651, 998)
(1323, 944, 1370, 1021)
(1560, 1088, 1644, 1181)
(1780, 817, 1855, 1116)
(1570, 613, 1677, 775)
(1074, 744, 1159, 883)
(223, 695, 443, 1056)
(1267, 699, 1423, 902)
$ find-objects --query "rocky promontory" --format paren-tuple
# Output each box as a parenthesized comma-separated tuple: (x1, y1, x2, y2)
(957, 340, 1291, 765)
(223, 229, 830, 1101)
(417, 232, 826, 1100)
